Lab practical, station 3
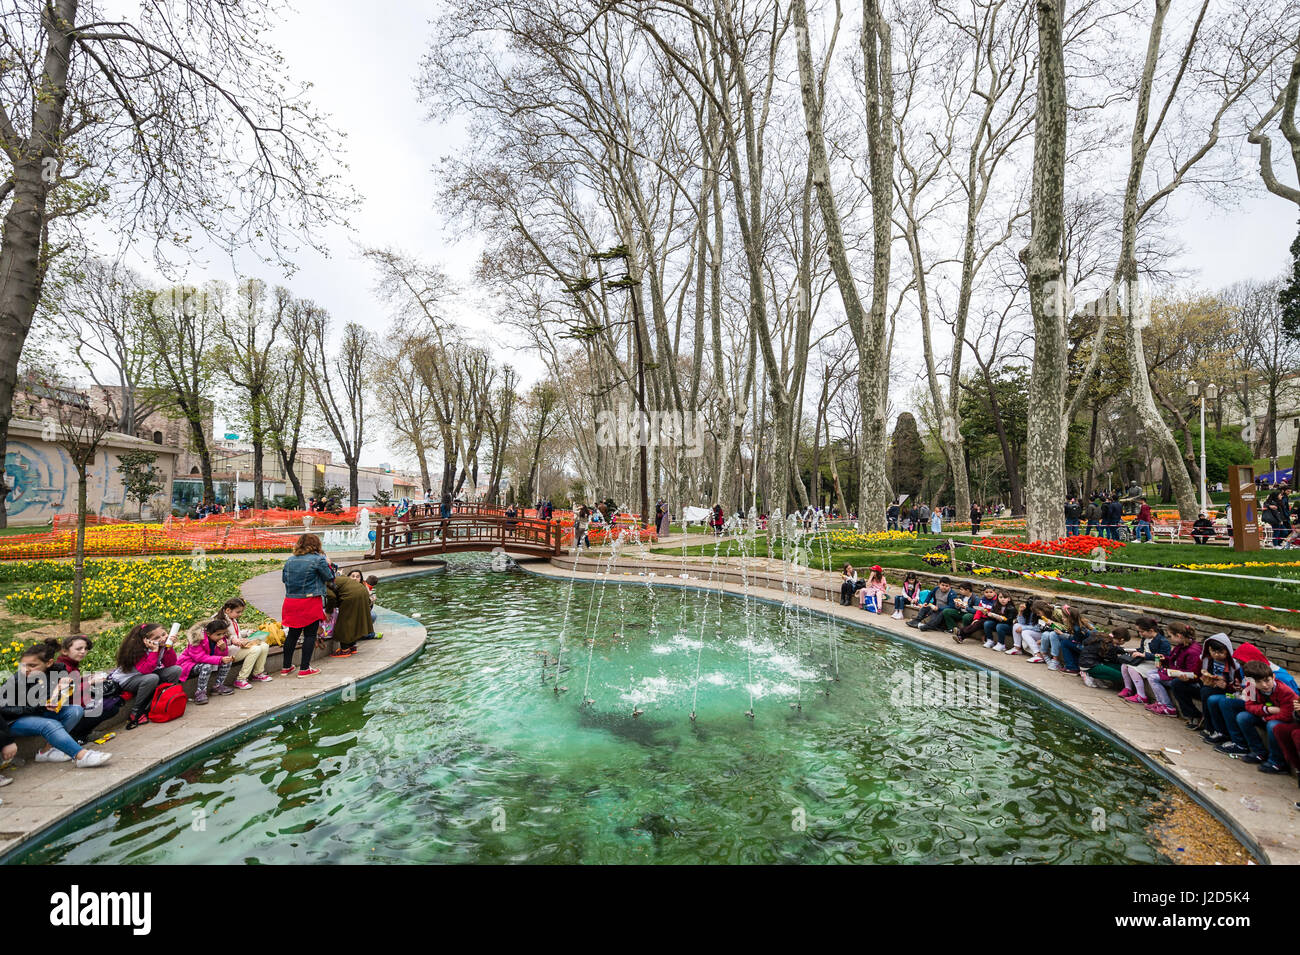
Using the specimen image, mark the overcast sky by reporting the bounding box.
[86,1,1300,473]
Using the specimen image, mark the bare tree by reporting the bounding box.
[140,284,220,504]
[46,257,159,435]
[1022,0,1069,541]
[296,308,369,507]
[0,0,352,526]
[213,279,286,508]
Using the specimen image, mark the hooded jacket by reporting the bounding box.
[1200,633,1241,691]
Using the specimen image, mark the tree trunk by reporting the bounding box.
[72,468,87,633]
[279,447,305,508]
[1023,0,1069,541]
[0,0,77,529]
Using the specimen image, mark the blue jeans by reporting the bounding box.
[9,705,85,758]
[1206,694,1245,737]
[983,620,1011,644]
[1233,710,1284,761]
[1134,520,1151,542]
[1058,636,1082,671]
[1065,521,1080,536]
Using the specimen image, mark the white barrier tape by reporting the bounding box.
[959,541,1300,588]
[967,560,1300,615]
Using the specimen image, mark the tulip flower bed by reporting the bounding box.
[971,535,1126,557]
[0,558,279,673]
[0,522,296,560]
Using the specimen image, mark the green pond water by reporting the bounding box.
[19,554,1182,864]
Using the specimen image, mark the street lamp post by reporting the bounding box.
[1186,380,1218,514]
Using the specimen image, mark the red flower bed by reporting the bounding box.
[972,535,1125,557]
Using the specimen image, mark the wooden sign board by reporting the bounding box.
[1229,464,1260,551]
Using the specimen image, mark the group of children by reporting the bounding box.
[858,568,1300,804]
[0,571,382,801]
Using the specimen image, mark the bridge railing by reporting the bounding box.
[371,512,562,559]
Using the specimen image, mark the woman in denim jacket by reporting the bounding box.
[280,533,335,677]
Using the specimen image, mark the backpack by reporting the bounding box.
[148,681,187,723]
[263,621,285,646]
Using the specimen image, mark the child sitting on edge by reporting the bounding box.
[980,590,1017,652]
[891,573,920,620]
[179,619,236,705]
[1015,601,1050,661]
[859,566,888,613]
[1146,624,1201,718]
[1080,628,1130,689]
[839,564,862,606]
[1116,617,1172,705]
[1237,660,1296,772]
[217,597,272,689]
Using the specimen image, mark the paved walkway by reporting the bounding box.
[0,562,426,862]
[531,549,1300,865]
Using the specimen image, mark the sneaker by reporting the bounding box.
[1118,688,1136,700]
[1202,731,1226,744]
[1028,655,1045,664]
[1240,753,1265,764]
[1046,660,1060,671]
[75,751,112,768]
[35,748,72,763]
[1081,672,1099,688]
[1259,761,1289,774]
[1061,668,1080,675]
[233,679,252,690]
[0,774,12,788]
[905,620,920,629]
[1005,647,1022,655]
[993,644,1006,652]
[192,690,209,705]
[298,667,320,677]
[1124,694,1149,705]
[280,667,297,676]
[373,632,383,640]
[330,647,352,658]
[983,639,995,649]
[125,713,150,730]
[1216,741,1249,755]
[891,611,902,620]
[251,673,272,683]
[213,684,235,696]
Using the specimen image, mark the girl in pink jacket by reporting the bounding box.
[179,620,235,705]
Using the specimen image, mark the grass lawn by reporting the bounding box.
[0,557,280,672]
[652,533,1300,628]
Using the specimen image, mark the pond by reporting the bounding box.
[19,555,1187,864]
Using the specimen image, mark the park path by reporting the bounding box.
[0,558,424,862]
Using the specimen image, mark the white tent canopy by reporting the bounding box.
[681,505,712,523]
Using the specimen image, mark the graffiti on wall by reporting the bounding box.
[4,441,117,523]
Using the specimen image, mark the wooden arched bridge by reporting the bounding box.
[369,505,564,561]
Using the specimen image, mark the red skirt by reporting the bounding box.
[282,596,326,628]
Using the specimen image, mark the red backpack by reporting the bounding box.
[148,681,187,723]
